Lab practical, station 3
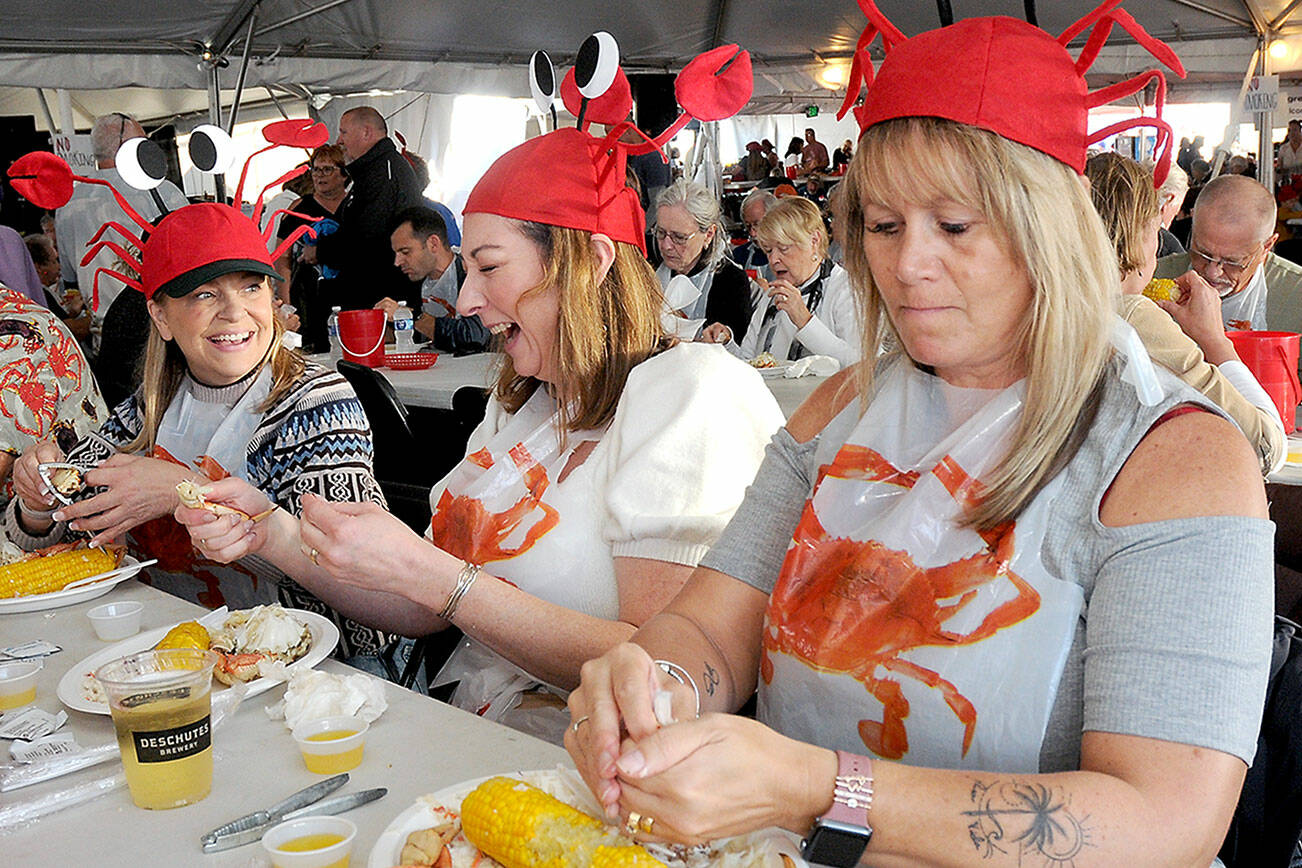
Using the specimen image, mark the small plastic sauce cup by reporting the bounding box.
[292,715,368,774]
[0,660,41,710]
[87,600,144,641]
[261,815,356,868]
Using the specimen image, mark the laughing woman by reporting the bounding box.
[7,203,391,670]
[176,122,785,742]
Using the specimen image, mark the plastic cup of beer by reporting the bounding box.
[292,715,368,774]
[0,660,41,710]
[94,648,218,809]
[262,815,357,868]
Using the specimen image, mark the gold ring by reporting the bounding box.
[624,812,641,837]
[570,715,590,734]
[639,814,655,834]
[308,547,320,566]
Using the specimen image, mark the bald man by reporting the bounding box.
[1157,173,1302,330]
[314,105,424,310]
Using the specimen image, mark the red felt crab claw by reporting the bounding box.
[262,118,330,149]
[675,44,753,122]
[560,66,633,129]
[7,151,75,209]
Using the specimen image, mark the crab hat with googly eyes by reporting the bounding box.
[837,0,1185,184]
[5,118,330,310]
[463,32,753,254]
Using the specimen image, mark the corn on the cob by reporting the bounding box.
[154,621,210,651]
[0,547,119,599]
[461,777,667,868]
[1143,277,1181,303]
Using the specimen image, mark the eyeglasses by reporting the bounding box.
[1188,241,1263,279]
[310,165,341,175]
[653,227,700,247]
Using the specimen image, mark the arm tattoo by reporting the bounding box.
[702,662,720,696]
[961,779,1094,866]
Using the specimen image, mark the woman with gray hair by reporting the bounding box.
[654,179,752,341]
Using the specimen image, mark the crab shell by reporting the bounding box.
[175,479,260,521]
[208,605,312,684]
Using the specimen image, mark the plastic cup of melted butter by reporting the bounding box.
[0,660,42,710]
[262,815,357,868]
[291,715,368,774]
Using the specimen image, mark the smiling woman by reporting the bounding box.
[6,202,394,674]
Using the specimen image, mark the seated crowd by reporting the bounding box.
[0,6,1293,861]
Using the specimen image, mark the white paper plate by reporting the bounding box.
[756,362,794,379]
[56,607,339,715]
[0,556,144,615]
[366,767,805,868]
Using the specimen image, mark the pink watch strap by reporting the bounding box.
[823,750,874,827]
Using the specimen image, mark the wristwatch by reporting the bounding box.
[801,750,874,867]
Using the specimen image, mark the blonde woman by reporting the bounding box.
[566,9,1270,866]
[176,125,784,742]
[704,196,859,367]
[9,203,390,669]
[1087,152,1285,473]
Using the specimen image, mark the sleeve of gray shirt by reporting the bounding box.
[699,427,819,593]
[1083,515,1274,765]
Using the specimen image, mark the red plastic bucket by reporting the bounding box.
[1226,330,1300,434]
[338,309,386,368]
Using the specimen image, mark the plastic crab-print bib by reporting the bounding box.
[153,368,272,482]
[758,358,1083,773]
[428,388,614,726]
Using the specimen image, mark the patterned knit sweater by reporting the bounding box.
[4,361,392,660]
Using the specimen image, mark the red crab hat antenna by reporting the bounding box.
[465,33,753,255]
[835,0,1186,185]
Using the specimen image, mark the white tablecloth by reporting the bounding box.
[2,581,567,866]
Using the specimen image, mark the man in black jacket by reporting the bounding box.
[313,106,423,310]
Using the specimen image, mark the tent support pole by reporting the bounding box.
[34,88,58,135]
[208,65,227,202]
[255,0,357,38]
[227,9,258,134]
[1259,36,1275,191]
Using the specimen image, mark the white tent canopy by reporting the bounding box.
[5,1,1302,209]
[3,1,1302,111]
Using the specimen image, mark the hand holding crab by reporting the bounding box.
[13,439,64,514]
[174,476,273,562]
[53,454,192,546]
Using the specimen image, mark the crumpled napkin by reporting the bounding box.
[263,665,387,731]
[784,354,840,378]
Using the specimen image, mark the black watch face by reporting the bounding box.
[802,821,872,867]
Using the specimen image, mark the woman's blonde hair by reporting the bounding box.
[757,196,829,259]
[837,117,1117,531]
[1085,152,1159,276]
[494,222,673,433]
[125,276,304,454]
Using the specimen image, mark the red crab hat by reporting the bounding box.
[464,33,753,253]
[837,0,1185,183]
[6,118,329,309]
[143,203,281,299]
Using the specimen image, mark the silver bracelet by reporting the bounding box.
[438,561,481,621]
[653,659,701,720]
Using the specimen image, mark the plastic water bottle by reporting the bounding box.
[393,301,415,352]
[327,306,343,363]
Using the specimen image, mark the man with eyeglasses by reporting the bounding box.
[1157,173,1302,331]
[53,112,187,364]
